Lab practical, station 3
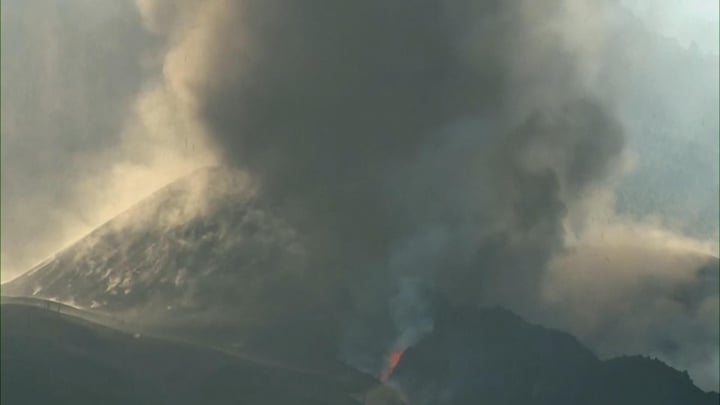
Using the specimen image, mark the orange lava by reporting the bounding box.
[381,351,404,382]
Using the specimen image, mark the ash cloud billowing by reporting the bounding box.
[4,0,716,391]
[137,0,625,366]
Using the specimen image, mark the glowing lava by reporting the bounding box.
[381,351,404,382]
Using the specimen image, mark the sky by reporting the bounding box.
[622,0,719,55]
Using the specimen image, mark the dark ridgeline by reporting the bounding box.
[1,303,375,405]
[390,304,719,405]
[3,300,717,405]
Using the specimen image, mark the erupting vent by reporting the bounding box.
[381,351,404,382]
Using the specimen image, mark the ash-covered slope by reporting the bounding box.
[3,167,354,371]
[391,304,719,405]
[3,167,314,318]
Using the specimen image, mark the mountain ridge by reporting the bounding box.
[391,304,719,404]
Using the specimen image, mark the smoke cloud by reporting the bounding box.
[543,240,718,389]
[134,0,628,366]
[133,0,717,387]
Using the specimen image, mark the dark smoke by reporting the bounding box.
[141,0,624,372]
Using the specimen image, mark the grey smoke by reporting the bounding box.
[388,228,449,350]
[542,244,719,390]
[138,0,625,365]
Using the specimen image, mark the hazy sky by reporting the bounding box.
[1,0,209,281]
[622,0,719,54]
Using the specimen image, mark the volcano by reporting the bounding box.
[2,167,352,371]
[3,168,718,403]
[3,167,302,315]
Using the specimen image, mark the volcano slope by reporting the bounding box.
[389,304,719,405]
[2,167,352,370]
[2,167,308,316]
[3,168,718,403]
[1,302,377,405]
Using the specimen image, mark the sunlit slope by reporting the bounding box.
[3,167,311,317]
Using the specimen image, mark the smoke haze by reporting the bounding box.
[2,0,718,391]
[132,0,627,374]
[1,0,217,280]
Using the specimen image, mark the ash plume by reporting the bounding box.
[137,0,626,367]
[3,0,715,390]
